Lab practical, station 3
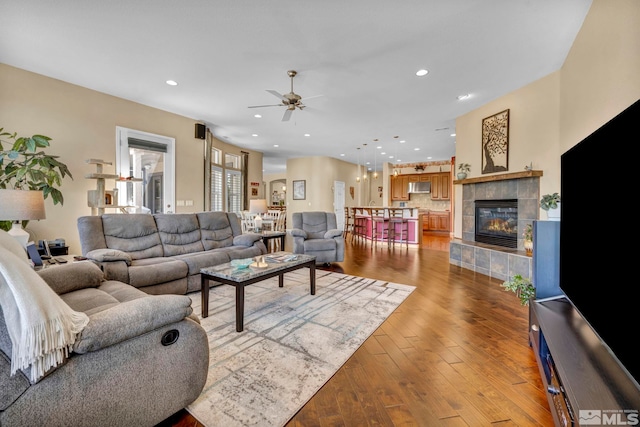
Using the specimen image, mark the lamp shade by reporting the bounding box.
[0,189,47,221]
[249,199,268,214]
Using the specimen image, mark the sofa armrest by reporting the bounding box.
[73,295,193,353]
[290,228,307,239]
[233,233,263,247]
[37,261,104,295]
[85,248,132,265]
[324,229,343,239]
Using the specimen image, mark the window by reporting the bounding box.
[226,169,241,215]
[206,143,245,213]
[210,165,223,211]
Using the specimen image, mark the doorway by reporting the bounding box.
[116,127,175,213]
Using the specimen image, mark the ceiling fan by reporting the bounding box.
[248,70,320,121]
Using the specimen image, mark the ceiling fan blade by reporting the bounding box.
[302,94,323,101]
[282,109,293,121]
[266,90,286,101]
[248,104,283,108]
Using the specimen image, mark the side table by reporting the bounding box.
[261,231,286,253]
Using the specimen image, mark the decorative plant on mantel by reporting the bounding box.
[457,163,471,180]
[501,274,535,306]
[0,128,73,231]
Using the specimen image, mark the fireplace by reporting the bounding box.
[475,199,518,248]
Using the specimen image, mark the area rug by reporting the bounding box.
[186,269,415,427]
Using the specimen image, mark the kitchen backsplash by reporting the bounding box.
[391,193,450,211]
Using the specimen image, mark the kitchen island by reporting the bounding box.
[351,207,422,246]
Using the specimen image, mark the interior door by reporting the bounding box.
[334,181,345,231]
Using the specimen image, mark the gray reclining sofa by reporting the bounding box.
[77,211,267,295]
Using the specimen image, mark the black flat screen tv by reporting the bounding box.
[560,98,640,388]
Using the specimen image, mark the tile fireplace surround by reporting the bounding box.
[449,171,541,281]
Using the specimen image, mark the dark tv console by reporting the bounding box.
[529,299,640,426]
[530,221,640,426]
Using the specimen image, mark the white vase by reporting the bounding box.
[546,203,560,221]
[524,239,533,256]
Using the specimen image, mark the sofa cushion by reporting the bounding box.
[102,214,164,259]
[154,214,205,256]
[196,212,236,250]
[128,258,189,288]
[60,288,120,316]
[298,212,330,239]
[304,239,336,252]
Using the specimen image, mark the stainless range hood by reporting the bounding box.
[408,181,431,193]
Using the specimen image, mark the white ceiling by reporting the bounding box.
[1,0,592,175]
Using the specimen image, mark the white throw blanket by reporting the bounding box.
[0,246,89,382]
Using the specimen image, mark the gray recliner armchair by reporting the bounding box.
[291,211,345,264]
[0,230,209,427]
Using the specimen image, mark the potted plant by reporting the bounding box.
[0,128,73,231]
[540,192,561,221]
[501,274,535,306]
[523,223,533,256]
[457,163,471,180]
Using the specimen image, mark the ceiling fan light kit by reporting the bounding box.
[248,70,320,122]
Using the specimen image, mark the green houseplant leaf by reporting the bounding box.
[501,274,535,306]
[0,127,73,231]
[540,193,561,211]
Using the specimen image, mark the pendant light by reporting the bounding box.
[393,136,399,176]
[356,147,361,183]
[373,139,378,179]
[362,143,368,181]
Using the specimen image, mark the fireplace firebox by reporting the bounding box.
[475,199,518,248]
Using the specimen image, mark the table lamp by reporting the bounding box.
[0,189,46,248]
[249,199,268,231]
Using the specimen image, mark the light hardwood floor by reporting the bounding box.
[159,232,553,427]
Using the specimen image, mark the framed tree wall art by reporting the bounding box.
[481,109,510,174]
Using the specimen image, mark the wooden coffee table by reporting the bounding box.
[200,252,316,332]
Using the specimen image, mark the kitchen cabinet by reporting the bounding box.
[391,172,450,201]
[430,172,450,200]
[391,175,409,201]
[422,211,450,232]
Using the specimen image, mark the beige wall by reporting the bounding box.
[452,0,640,238]
[0,64,263,253]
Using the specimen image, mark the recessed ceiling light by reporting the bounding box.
[166,80,178,86]
[273,144,279,147]
[400,140,406,143]
[304,133,310,137]
[389,155,394,159]
[457,94,471,100]
[414,148,420,151]
[416,69,429,77]
[251,134,258,137]
[450,133,456,137]
[254,114,262,118]
[381,152,386,155]
[340,153,345,156]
